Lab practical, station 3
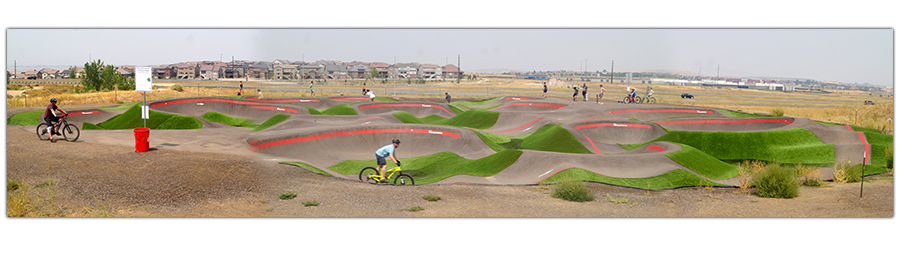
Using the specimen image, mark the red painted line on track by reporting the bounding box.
[655,119,792,125]
[358,103,456,116]
[858,131,871,164]
[249,106,299,113]
[331,97,369,100]
[582,134,601,154]
[67,111,100,115]
[607,109,713,114]
[495,116,544,133]
[504,97,538,100]
[573,123,652,129]
[846,125,853,131]
[488,103,566,111]
[256,99,319,103]
[150,98,259,108]
[250,128,461,151]
[647,145,665,152]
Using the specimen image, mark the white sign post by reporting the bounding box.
[135,67,152,127]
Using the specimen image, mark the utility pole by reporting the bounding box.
[457,54,461,83]
[610,60,614,84]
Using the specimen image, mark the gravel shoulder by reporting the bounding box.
[5,124,893,217]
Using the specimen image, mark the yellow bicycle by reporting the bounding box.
[359,166,415,185]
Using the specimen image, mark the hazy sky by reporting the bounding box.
[6,29,893,86]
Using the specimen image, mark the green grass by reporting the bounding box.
[374,96,398,102]
[6,110,44,125]
[301,103,358,115]
[423,195,442,202]
[621,128,835,165]
[720,109,769,118]
[99,101,140,110]
[82,104,203,130]
[392,109,499,129]
[303,201,319,206]
[279,192,297,200]
[665,144,741,180]
[815,120,843,126]
[471,124,592,154]
[540,168,729,189]
[202,111,257,128]
[329,150,523,184]
[281,162,333,176]
[253,114,291,132]
[403,206,425,212]
[449,97,501,106]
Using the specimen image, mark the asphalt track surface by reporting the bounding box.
[29,95,872,186]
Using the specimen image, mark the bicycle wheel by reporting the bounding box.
[622,96,629,104]
[36,123,51,140]
[649,97,658,104]
[62,124,80,142]
[635,96,644,104]
[393,174,414,185]
[359,167,379,184]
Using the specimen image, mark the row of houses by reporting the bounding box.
[11,67,86,79]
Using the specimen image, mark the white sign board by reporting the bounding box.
[141,106,150,120]
[136,66,152,92]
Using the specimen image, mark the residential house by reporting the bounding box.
[247,64,269,79]
[153,65,176,79]
[442,64,462,79]
[116,65,135,78]
[60,69,71,79]
[299,64,325,79]
[393,63,420,79]
[419,64,442,79]
[175,63,199,79]
[73,67,85,79]
[22,69,39,79]
[325,64,349,79]
[347,64,370,79]
[221,63,246,79]
[39,68,59,79]
[370,62,392,79]
[274,65,298,80]
[199,64,219,79]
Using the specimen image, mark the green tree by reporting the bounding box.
[68,66,76,79]
[82,60,105,91]
[81,59,132,92]
[369,67,379,81]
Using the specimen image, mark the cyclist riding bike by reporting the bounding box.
[43,98,68,143]
[375,139,401,182]
[647,87,654,104]
[629,89,637,103]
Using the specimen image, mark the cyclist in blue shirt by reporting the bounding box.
[375,139,401,181]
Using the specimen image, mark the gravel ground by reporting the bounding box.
[5,124,893,217]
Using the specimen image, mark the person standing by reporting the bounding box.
[445,92,451,103]
[257,89,263,99]
[581,83,588,101]
[309,81,315,97]
[239,81,244,95]
[362,82,366,95]
[542,82,548,98]
[597,85,606,104]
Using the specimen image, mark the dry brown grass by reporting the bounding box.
[736,160,767,193]
[832,160,861,183]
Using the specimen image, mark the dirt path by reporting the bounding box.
[5,125,893,217]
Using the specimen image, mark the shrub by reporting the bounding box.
[423,195,441,202]
[551,179,594,202]
[279,192,297,200]
[172,84,184,92]
[770,108,784,117]
[833,160,862,183]
[753,164,799,198]
[795,164,825,187]
[303,201,319,207]
[886,146,893,170]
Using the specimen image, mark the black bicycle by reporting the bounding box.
[36,113,80,142]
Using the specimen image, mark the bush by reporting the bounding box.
[172,84,184,92]
[423,195,441,202]
[303,200,319,206]
[551,179,594,202]
[833,160,862,183]
[770,108,784,117]
[753,164,799,198]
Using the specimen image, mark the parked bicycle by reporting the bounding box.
[359,166,414,185]
[36,113,80,142]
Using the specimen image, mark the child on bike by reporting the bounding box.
[43,98,68,143]
[375,139,401,182]
[647,87,654,104]
[630,89,637,103]
[572,85,579,101]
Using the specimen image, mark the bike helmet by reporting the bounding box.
[392,138,401,144]
[50,98,57,102]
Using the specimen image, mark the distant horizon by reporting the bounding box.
[7,29,893,87]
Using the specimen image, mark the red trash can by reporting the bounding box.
[134,128,150,152]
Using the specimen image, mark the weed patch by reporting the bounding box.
[550,179,594,202]
[279,192,298,200]
[423,195,442,202]
[403,206,425,212]
[303,201,319,207]
[753,164,800,198]
[606,193,628,204]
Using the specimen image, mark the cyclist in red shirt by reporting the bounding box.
[42,98,68,143]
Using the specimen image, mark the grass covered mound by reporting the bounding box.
[7,110,44,125]
[83,104,202,130]
[99,101,140,110]
[253,114,290,132]
[302,103,358,115]
[665,144,741,180]
[202,111,257,128]
[329,150,523,184]
[449,97,501,106]
[472,124,592,154]
[859,131,893,174]
[540,168,728,189]
[281,162,332,176]
[392,109,499,129]
[621,128,835,164]
[720,109,769,118]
